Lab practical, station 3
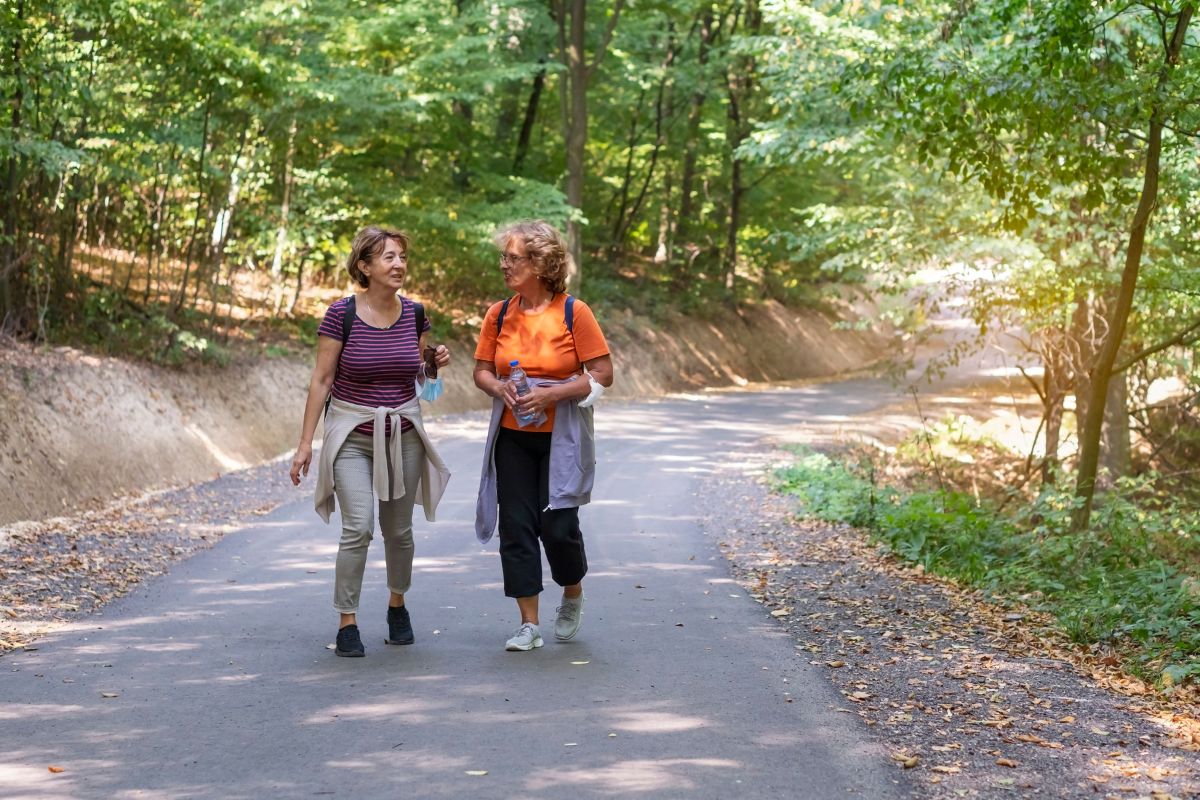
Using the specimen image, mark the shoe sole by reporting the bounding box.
[335,649,365,658]
[505,637,544,651]
[555,628,580,641]
[384,637,414,646]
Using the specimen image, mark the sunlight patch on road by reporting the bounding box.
[0,704,90,721]
[525,758,740,793]
[304,699,449,726]
[609,711,709,733]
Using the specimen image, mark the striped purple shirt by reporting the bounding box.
[318,296,431,437]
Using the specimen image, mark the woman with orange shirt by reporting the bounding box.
[473,220,614,651]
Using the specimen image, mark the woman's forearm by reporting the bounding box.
[298,375,334,446]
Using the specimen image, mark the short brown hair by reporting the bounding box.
[346,226,410,288]
[493,220,571,295]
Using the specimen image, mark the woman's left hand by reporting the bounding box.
[434,344,450,367]
[514,384,552,419]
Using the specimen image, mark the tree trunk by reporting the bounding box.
[555,0,625,293]
[562,0,588,290]
[176,93,212,314]
[676,7,715,263]
[655,169,673,264]
[1100,371,1131,486]
[613,25,673,256]
[209,120,253,333]
[270,114,297,315]
[722,0,760,303]
[1,0,26,333]
[1039,339,1070,486]
[512,61,546,175]
[1072,4,1194,531]
[289,249,310,316]
[608,89,644,254]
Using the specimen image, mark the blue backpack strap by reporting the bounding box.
[495,294,575,335]
[496,296,514,334]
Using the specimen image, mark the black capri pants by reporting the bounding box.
[495,427,588,598]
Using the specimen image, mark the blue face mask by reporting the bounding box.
[417,375,444,403]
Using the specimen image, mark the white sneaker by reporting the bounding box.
[505,622,544,651]
[554,594,585,641]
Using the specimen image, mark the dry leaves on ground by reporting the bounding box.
[698,450,1200,800]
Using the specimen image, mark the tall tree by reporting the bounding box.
[551,0,625,290]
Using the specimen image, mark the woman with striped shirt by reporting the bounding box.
[289,226,451,658]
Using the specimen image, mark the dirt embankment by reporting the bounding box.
[0,299,885,526]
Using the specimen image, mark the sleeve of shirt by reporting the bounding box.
[571,300,610,363]
[474,301,504,363]
[318,299,347,340]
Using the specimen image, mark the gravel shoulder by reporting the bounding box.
[697,445,1200,799]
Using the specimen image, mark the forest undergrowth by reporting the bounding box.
[772,415,1200,701]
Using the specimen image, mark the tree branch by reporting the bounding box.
[587,0,626,77]
[1092,2,1140,31]
[1113,316,1200,374]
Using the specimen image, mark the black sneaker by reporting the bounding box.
[386,605,415,645]
[335,624,365,657]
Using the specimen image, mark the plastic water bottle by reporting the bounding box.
[509,360,540,426]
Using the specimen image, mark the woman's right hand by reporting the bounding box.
[290,443,313,486]
[496,378,519,411]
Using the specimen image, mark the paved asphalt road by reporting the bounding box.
[1,379,924,800]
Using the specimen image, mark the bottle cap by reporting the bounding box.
[510,360,519,366]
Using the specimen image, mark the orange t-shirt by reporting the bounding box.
[475,294,610,432]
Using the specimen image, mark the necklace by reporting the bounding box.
[362,294,398,326]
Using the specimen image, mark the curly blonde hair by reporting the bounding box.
[346,225,410,288]
[493,220,572,295]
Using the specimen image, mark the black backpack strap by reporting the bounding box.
[341,295,356,344]
[564,295,575,333]
[326,296,356,418]
[412,300,425,339]
[496,296,514,335]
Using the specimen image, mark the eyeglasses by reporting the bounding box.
[499,254,531,268]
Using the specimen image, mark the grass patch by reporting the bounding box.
[774,447,1200,690]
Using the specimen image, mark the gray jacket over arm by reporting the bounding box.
[474,375,595,544]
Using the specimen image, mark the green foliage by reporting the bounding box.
[773,446,1200,688]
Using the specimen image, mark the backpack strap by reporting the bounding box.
[341,295,356,344]
[413,300,426,340]
[496,296,514,335]
[328,296,356,418]
[496,294,575,335]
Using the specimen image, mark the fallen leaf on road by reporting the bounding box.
[770,609,789,617]
[100,692,119,698]
[995,758,1019,768]
[465,770,488,776]
[563,743,577,747]
[570,660,590,665]
[931,765,961,774]
[47,766,64,774]
[826,660,846,668]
